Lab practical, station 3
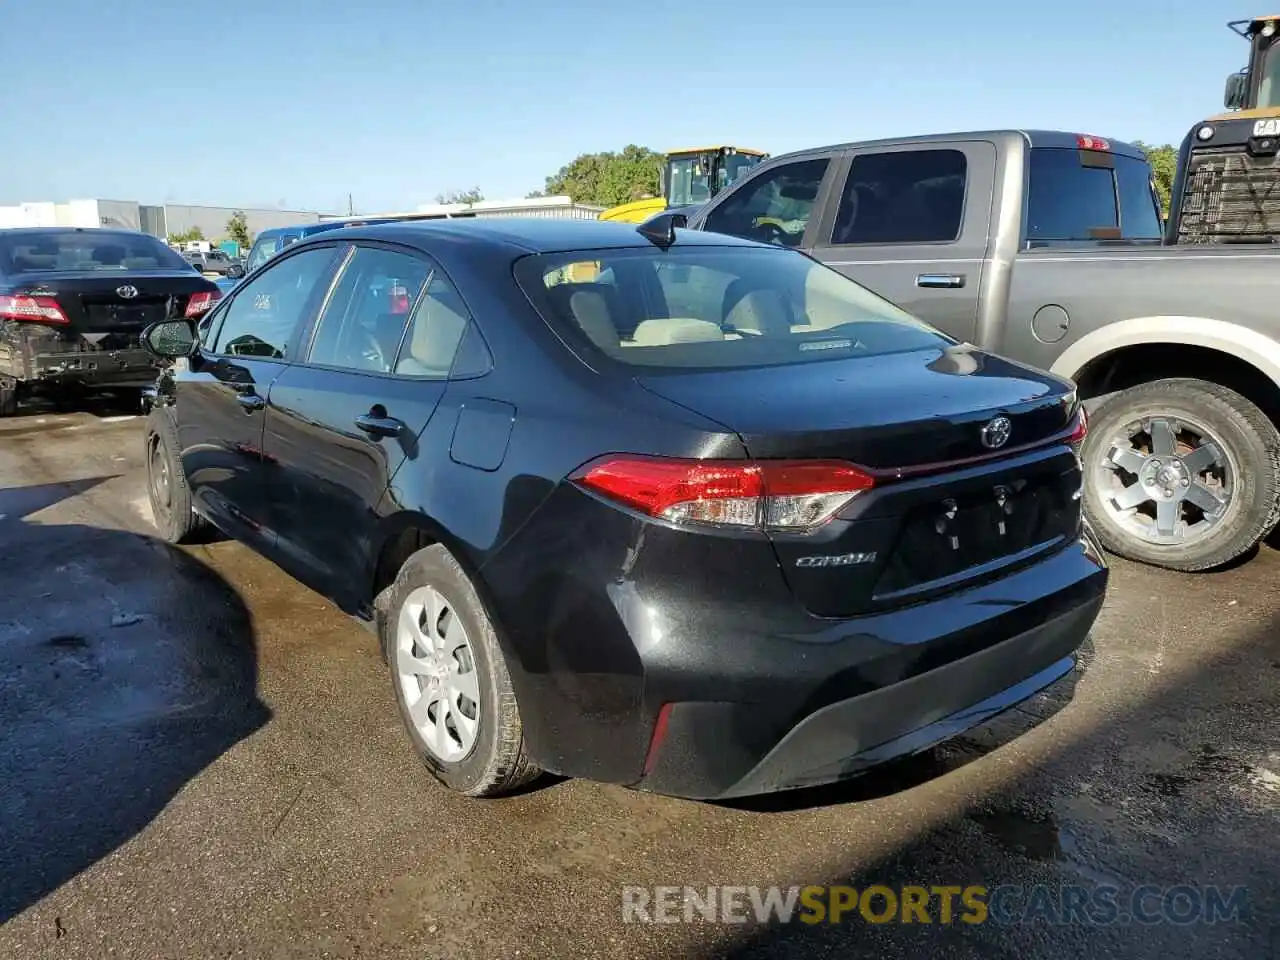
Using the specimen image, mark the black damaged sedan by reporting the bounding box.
[140,216,1107,800]
[0,227,221,415]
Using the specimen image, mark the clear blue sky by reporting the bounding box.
[0,0,1254,213]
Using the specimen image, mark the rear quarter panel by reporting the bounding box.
[1002,247,1280,386]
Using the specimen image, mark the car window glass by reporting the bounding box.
[308,246,431,374]
[1115,154,1164,240]
[1026,148,1120,243]
[832,149,967,244]
[701,158,829,248]
[211,247,334,359]
[518,246,950,371]
[394,268,472,378]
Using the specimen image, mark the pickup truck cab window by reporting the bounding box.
[701,158,830,248]
[210,247,335,359]
[831,149,967,245]
[1026,149,1163,244]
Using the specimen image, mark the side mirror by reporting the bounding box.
[227,263,245,279]
[142,318,198,359]
[1225,71,1247,110]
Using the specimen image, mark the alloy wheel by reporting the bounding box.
[395,585,481,761]
[1093,415,1233,546]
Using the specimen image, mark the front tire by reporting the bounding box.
[1081,378,1280,571]
[381,544,540,797]
[145,410,206,544]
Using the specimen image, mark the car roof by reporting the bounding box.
[0,226,160,240]
[298,217,767,255]
[767,129,1149,163]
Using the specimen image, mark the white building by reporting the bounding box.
[406,196,604,220]
[0,198,329,242]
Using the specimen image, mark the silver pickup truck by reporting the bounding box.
[684,129,1280,573]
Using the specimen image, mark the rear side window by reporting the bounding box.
[517,246,951,371]
[831,149,967,244]
[701,158,830,247]
[1026,148,1162,244]
[307,246,432,374]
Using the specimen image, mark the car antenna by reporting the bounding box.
[636,212,688,249]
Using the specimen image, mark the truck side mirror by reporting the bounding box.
[1224,71,1247,110]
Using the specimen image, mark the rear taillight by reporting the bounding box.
[0,294,69,325]
[1068,406,1088,445]
[573,456,875,532]
[185,290,222,317]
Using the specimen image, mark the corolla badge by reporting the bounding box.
[116,284,139,299]
[980,415,1012,449]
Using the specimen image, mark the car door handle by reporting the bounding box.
[354,414,405,438]
[236,393,265,412]
[916,273,966,289]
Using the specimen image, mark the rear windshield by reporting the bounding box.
[1025,148,1163,245]
[0,230,192,274]
[515,245,952,370]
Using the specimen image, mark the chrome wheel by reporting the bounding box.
[1094,415,1233,546]
[395,585,481,762]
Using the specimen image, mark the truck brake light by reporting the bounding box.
[1076,135,1111,152]
[0,294,69,325]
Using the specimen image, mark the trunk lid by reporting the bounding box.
[635,345,1076,469]
[9,270,219,350]
[636,345,1083,617]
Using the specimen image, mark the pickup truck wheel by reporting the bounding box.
[1081,378,1280,571]
[145,411,207,543]
[382,544,541,797]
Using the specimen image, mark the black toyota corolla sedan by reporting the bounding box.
[0,227,221,415]
[139,216,1106,800]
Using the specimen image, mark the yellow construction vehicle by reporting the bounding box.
[597,146,768,223]
[1167,15,1280,243]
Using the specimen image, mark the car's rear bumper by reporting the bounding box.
[12,347,160,388]
[491,512,1107,799]
[633,534,1106,799]
[640,594,1096,799]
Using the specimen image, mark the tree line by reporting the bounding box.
[451,141,1182,215]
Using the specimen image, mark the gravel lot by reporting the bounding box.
[1,400,1276,959]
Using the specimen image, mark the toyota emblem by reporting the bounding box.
[116,284,139,299]
[980,415,1012,449]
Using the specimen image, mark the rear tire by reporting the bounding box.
[1081,378,1280,571]
[381,544,540,797]
[145,410,207,544]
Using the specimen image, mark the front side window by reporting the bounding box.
[831,149,967,244]
[701,158,830,248]
[516,245,950,371]
[211,247,335,359]
[307,246,431,374]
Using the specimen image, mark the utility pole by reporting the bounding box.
[347,193,354,216]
